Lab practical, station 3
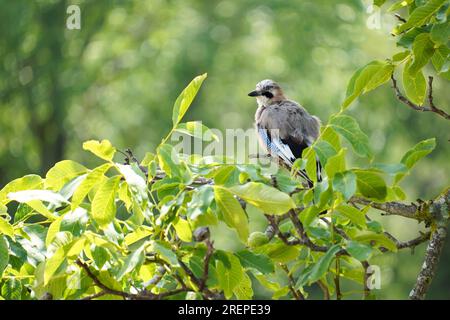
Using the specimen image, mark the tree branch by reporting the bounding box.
[76,259,189,300]
[391,75,450,120]
[409,226,448,300]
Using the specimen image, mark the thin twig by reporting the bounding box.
[280,264,304,300]
[199,238,214,291]
[317,280,330,300]
[80,291,107,300]
[394,14,407,23]
[391,75,450,120]
[76,259,133,299]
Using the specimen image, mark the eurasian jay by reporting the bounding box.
[248,79,322,184]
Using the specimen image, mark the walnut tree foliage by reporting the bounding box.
[0,0,449,300]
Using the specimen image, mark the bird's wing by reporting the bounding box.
[256,126,294,165]
[258,100,320,162]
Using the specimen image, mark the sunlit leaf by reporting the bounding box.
[395,0,447,33]
[0,218,14,238]
[0,175,43,205]
[82,139,116,161]
[335,204,367,227]
[0,235,9,277]
[214,186,249,242]
[216,252,244,299]
[91,176,121,227]
[228,182,295,215]
[175,121,218,141]
[172,73,207,126]
[45,160,87,191]
[71,163,112,210]
[353,232,398,252]
[1,278,22,300]
[342,60,394,109]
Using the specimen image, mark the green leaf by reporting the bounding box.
[115,163,149,205]
[259,242,300,263]
[1,278,22,300]
[397,28,427,49]
[342,60,394,109]
[325,149,346,179]
[152,240,179,265]
[395,0,447,33]
[0,218,14,238]
[45,160,88,191]
[302,147,317,183]
[431,21,450,45]
[346,240,374,261]
[372,163,408,175]
[431,46,450,73]
[172,73,207,126]
[395,138,436,183]
[45,216,63,247]
[313,140,337,166]
[7,190,68,207]
[299,206,320,228]
[387,0,413,12]
[157,144,182,178]
[307,244,341,284]
[216,253,244,299]
[409,33,435,74]
[173,217,192,242]
[116,245,145,280]
[335,204,367,227]
[186,185,215,221]
[353,232,398,252]
[91,176,121,227]
[403,59,427,105]
[233,272,253,300]
[175,121,218,141]
[353,169,387,200]
[321,126,341,151]
[44,246,66,285]
[235,250,274,274]
[228,182,296,215]
[26,200,57,221]
[373,0,386,7]
[0,235,9,276]
[333,171,357,201]
[400,138,436,169]
[214,186,249,242]
[82,139,116,161]
[0,175,43,205]
[392,50,411,63]
[71,163,112,209]
[330,115,372,158]
[92,246,111,269]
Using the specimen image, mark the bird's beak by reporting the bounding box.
[248,90,261,97]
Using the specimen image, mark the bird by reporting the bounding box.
[248,79,322,185]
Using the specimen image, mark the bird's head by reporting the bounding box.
[248,79,286,107]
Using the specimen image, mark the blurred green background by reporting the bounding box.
[0,0,448,299]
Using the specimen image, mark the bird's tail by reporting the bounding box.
[293,159,322,188]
